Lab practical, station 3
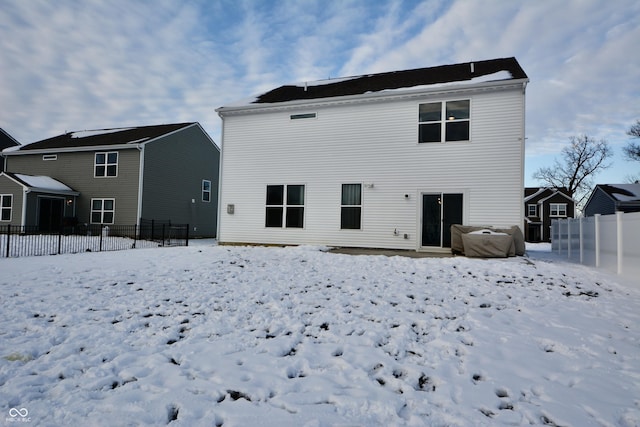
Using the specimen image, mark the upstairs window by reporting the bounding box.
[419,100,470,143]
[341,184,362,229]
[265,185,305,228]
[202,180,211,202]
[527,204,537,217]
[1,195,12,221]
[550,203,567,217]
[95,152,118,177]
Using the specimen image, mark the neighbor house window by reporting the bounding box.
[550,203,567,217]
[527,204,537,217]
[0,195,12,221]
[419,100,470,143]
[91,198,115,224]
[95,152,118,177]
[265,185,305,228]
[290,113,317,120]
[341,184,362,229]
[43,154,57,161]
[202,180,211,202]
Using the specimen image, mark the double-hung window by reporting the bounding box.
[527,204,537,217]
[341,184,362,229]
[265,185,305,228]
[202,180,211,202]
[550,203,567,217]
[95,152,118,177]
[419,100,470,143]
[91,198,115,224]
[0,195,12,221]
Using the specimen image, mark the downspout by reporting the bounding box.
[136,145,145,227]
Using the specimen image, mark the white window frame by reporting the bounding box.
[43,154,57,161]
[549,203,567,217]
[340,184,362,230]
[418,99,470,143]
[91,198,115,224]
[94,152,118,178]
[527,204,537,217]
[202,179,211,202]
[1,194,12,222]
[265,184,305,228]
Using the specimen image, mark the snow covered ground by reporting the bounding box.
[1,242,639,426]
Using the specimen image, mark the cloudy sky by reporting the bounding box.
[1,0,639,185]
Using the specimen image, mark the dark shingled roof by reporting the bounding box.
[253,57,527,104]
[16,123,195,151]
[0,128,20,150]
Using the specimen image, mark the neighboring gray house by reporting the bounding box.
[0,123,220,237]
[0,128,20,172]
[583,183,640,216]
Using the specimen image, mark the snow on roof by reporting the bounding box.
[14,173,76,192]
[599,183,640,202]
[218,57,527,111]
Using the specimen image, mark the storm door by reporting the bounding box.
[421,193,463,248]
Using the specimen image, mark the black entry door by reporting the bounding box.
[421,193,463,247]
[39,198,63,232]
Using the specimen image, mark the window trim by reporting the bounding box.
[527,204,537,217]
[265,184,305,228]
[340,183,362,230]
[549,203,567,217]
[0,194,12,222]
[43,154,58,161]
[90,198,115,224]
[202,179,212,202]
[94,151,119,178]
[418,99,470,143]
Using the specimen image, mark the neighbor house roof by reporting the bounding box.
[0,128,20,150]
[218,57,528,111]
[524,187,574,203]
[595,184,640,203]
[3,123,196,154]
[1,172,79,196]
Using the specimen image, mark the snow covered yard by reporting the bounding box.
[1,243,639,426]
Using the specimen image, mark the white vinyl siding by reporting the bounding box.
[219,84,525,249]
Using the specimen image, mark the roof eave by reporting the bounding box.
[217,78,529,117]
[3,143,143,156]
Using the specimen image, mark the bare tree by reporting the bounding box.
[623,120,640,162]
[533,135,612,206]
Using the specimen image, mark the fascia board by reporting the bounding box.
[217,78,529,117]
[3,144,142,156]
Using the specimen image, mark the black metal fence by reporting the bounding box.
[1,221,189,258]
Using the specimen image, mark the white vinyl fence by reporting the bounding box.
[551,211,640,285]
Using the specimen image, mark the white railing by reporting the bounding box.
[551,212,640,285]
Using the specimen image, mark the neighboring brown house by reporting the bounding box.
[583,183,640,216]
[524,187,576,242]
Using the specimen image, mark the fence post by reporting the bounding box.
[567,219,571,259]
[162,223,166,247]
[185,224,189,247]
[616,211,624,275]
[99,225,104,252]
[133,224,137,249]
[594,214,600,268]
[58,230,62,255]
[5,225,10,258]
[579,217,584,265]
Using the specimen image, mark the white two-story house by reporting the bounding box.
[216,57,528,251]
